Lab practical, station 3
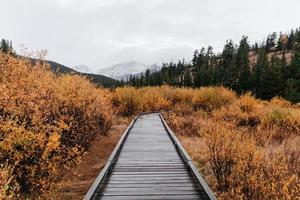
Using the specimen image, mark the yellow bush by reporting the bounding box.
[239,92,258,112]
[163,87,195,105]
[0,53,112,196]
[263,107,291,125]
[164,91,299,199]
[113,87,140,116]
[139,87,171,112]
[271,96,292,108]
[192,87,236,112]
[204,125,300,200]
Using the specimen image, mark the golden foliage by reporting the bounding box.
[192,87,236,112]
[160,87,300,200]
[113,87,140,116]
[113,86,236,115]
[0,53,113,197]
[113,86,172,116]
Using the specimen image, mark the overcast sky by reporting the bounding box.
[1,0,299,72]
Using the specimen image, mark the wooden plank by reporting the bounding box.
[99,195,203,200]
[101,183,198,188]
[84,113,216,200]
[101,190,202,196]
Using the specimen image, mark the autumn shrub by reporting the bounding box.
[163,90,300,199]
[239,93,258,112]
[263,107,291,125]
[192,87,236,112]
[0,53,112,197]
[204,125,245,192]
[113,87,140,116]
[163,87,195,105]
[260,107,299,143]
[270,96,292,108]
[172,116,300,200]
[139,87,171,112]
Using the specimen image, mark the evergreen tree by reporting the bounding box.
[221,40,237,88]
[266,32,277,51]
[259,56,285,99]
[289,44,300,79]
[0,39,12,53]
[285,79,300,103]
[183,71,192,87]
[236,36,251,93]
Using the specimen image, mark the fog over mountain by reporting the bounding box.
[74,65,92,73]
[98,61,161,80]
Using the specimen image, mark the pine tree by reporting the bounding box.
[0,39,9,53]
[285,79,300,103]
[183,71,192,87]
[266,32,277,51]
[289,44,300,79]
[236,36,251,93]
[259,56,285,99]
[221,40,237,88]
[254,49,268,98]
[192,50,199,66]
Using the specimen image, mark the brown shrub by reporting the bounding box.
[139,87,171,112]
[270,96,292,108]
[164,91,299,199]
[192,87,236,112]
[0,53,112,196]
[261,107,300,142]
[204,125,300,200]
[112,87,140,116]
[239,93,258,113]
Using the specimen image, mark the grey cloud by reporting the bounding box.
[1,0,299,72]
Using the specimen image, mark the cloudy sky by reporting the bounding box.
[1,0,299,72]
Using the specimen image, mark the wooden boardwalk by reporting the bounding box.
[84,113,216,200]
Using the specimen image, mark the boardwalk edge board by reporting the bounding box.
[84,115,140,200]
[84,112,217,200]
[159,113,217,200]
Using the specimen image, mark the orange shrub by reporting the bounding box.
[161,86,195,105]
[113,87,140,116]
[0,53,112,197]
[238,92,258,112]
[139,87,171,112]
[163,89,300,199]
[192,87,236,112]
[270,96,292,108]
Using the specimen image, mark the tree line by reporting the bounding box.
[127,28,300,103]
[0,39,14,54]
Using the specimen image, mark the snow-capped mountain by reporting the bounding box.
[98,61,161,81]
[74,65,92,73]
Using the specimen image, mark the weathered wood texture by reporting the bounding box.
[85,113,216,200]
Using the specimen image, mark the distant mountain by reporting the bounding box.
[98,61,161,81]
[74,65,92,73]
[29,58,119,88]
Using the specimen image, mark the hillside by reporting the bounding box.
[31,58,120,88]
